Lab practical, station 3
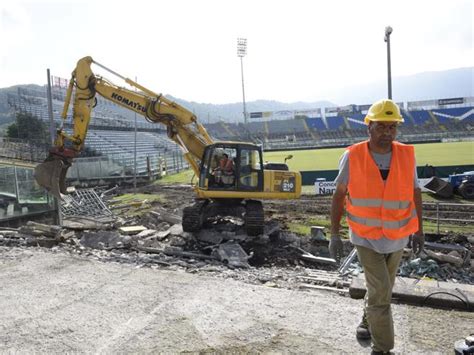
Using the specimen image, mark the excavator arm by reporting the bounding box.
[35,56,213,198]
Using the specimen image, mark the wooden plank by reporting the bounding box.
[350,275,473,312]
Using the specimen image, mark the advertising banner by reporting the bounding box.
[438,98,464,106]
[314,178,447,195]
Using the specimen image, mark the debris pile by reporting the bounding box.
[0,186,472,290]
[399,237,473,283]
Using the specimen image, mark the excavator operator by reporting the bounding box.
[212,153,235,186]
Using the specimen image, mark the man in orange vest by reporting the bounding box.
[213,153,235,185]
[329,99,424,355]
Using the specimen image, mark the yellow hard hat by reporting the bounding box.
[364,99,404,125]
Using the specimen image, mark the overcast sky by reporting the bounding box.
[1,0,472,104]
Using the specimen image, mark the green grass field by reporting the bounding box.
[264,141,474,171]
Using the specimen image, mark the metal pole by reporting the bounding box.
[134,76,137,192]
[46,69,62,226]
[436,202,440,236]
[240,57,247,124]
[387,36,392,99]
[46,69,55,144]
[237,38,248,124]
[384,26,393,99]
[13,166,19,201]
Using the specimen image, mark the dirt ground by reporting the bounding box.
[0,184,473,353]
[0,247,472,354]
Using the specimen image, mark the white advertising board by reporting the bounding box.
[314,178,447,195]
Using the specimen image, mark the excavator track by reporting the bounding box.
[245,200,264,236]
[182,200,208,233]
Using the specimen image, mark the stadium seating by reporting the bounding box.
[305,117,327,131]
[5,84,473,161]
[326,116,346,130]
[345,113,366,129]
[409,110,432,125]
[431,107,474,123]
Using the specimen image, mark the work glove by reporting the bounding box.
[411,232,425,255]
[329,235,344,261]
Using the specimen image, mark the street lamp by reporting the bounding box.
[384,26,393,99]
[237,37,248,124]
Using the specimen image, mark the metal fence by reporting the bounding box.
[423,202,474,234]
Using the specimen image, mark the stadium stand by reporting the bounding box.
[432,107,474,123]
[305,117,327,131]
[345,113,366,129]
[4,85,186,179]
[326,116,346,130]
[409,109,433,125]
[4,84,473,165]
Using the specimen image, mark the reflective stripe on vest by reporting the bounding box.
[348,197,411,209]
[347,208,417,229]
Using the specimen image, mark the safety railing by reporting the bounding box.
[422,202,474,234]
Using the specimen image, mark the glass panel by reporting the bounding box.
[199,148,212,188]
[0,165,52,219]
[239,148,261,189]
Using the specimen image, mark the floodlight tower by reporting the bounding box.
[237,38,248,124]
[384,26,393,99]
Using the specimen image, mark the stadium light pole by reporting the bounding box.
[133,76,137,192]
[384,26,393,99]
[237,38,248,124]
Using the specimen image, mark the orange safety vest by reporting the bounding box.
[346,140,419,240]
[219,158,233,172]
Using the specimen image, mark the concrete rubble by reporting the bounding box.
[0,187,472,312]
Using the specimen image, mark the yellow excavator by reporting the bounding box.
[35,56,301,235]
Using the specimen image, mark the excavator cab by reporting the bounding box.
[199,143,263,192]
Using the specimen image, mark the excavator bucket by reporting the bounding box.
[423,176,454,198]
[34,157,70,200]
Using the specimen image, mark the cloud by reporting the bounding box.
[0,3,32,85]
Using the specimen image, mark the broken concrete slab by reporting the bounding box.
[168,235,186,247]
[134,245,165,254]
[119,226,147,235]
[60,230,76,240]
[0,230,20,237]
[300,283,350,294]
[214,242,251,268]
[80,231,132,250]
[150,210,181,225]
[425,249,464,268]
[156,230,171,240]
[25,237,59,248]
[168,224,183,236]
[350,275,473,312]
[19,221,61,238]
[163,246,218,261]
[289,246,337,266]
[425,241,468,253]
[62,217,110,230]
[196,230,224,244]
[136,229,158,238]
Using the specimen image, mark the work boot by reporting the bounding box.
[356,313,371,340]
